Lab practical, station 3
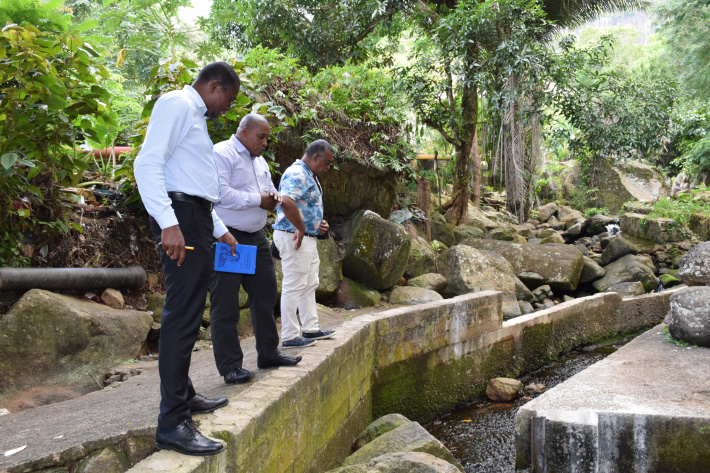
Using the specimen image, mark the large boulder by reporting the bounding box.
[582,214,616,237]
[537,203,558,222]
[666,286,710,347]
[327,452,462,473]
[406,273,448,293]
[593,254,658,293]
[389,286,443,305]
[406,237,437,279]
[342,421,464,471]
[446,202,498,230]
[677,241,710,286]
[342,210,412,290]
[619,213,686,243]
[431,213,456,247]
[316,236,341,299]
[461,239,584,292]
[452,225,485,244]
[355,413,411,449]
[438,246,521,318]
[579,256,606,284]
[600,237,638,266]
[0,289,152,395]
[563,157,670,213]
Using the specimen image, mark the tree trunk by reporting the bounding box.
[471,121,481,207]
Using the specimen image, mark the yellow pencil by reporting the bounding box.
[185,246,195,250]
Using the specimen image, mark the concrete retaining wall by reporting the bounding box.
[128,290,671,473]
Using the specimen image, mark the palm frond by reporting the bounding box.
[543,0,650,30]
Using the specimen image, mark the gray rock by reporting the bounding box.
[620,213,686,243]
[343,421,464,471]
[532,285,554,302]
[343,210,412,290]
[563,295,575,302]
[407,273,448,293]
[540,232,565,244]
[600,237,638,266]
[583,214,615,236]
[406,237,437,279]
[452,225,485,244]
[563,223,582,239]
[677,241,710,286]
[331,277,381,308]
[515,276,534,302]
[579,256,606,284]
[575,244,590,256]
[486,377,523,402]
[431,213,456,247]
[534,299,556,310]
[593,255,658,293]
[558,205,583,224]
[460,239,584,292]
[316,236,341,299]
[485,226,519,241]
[0,289,152,395]
[389,286,443,305]
[666,286,710,347]
[537,203,558,222]
[604,281,645,297]
[519,301,535,314]
[355,413,411,449]
[438,246,521,318]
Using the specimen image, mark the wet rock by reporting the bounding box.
[579,256,606,284]
[438,246,520,318]
[666,286,710,347]
[389,286,443,305]
[343,421,464,471]
[407,273,448,293]
[537,203,558,222]
[0,289,153,394]
[594,254,658,293]
[486,377,523,402]
[460,239,584,292]
[343,210,412,290]
[583,214,615,236]
[563,223,583,239]
[600,237,638,266]
[515,276,535,302]
[331,277,381,308]
[524,383,546,395]
[677,241,710,286]
[406,237,437,279]
[76,446,129,473]
[355,413,411,449]
[604,281,645,297]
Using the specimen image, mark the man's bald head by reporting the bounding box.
[236,113,271,157]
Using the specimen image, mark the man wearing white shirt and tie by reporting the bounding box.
[134,62,239,456]
[209,114,302,383]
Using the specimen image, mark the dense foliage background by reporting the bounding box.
[1,0,709,266]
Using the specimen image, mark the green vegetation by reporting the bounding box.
[584,208,610,218]
[662,326,693,347]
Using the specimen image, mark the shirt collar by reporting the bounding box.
[183,85,207,115]
[231,135,254,159]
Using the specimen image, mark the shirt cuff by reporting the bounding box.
[154,211,179,230]
[213,220,229,239]
[248,192,261,208]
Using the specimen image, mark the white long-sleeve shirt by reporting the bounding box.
[213,135,277,232]
[134,85,228,238]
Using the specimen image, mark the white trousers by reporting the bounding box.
[274,230,321,341]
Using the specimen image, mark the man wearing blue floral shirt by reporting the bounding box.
[272,139,336,348]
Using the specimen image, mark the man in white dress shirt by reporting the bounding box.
[134,62,239,456]
[210,114,302,382]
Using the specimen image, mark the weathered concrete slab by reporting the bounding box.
[515,325,710,473]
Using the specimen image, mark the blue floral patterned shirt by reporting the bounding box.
[273,159,323,235]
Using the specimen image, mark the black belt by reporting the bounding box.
[280,229,317,238]
[168,192,214,212]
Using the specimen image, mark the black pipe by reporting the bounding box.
[0,267,146,291]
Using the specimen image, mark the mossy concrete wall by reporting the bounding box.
[129,290,670,473]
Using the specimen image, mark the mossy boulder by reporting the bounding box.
[563,157,670,213]
[579,256,606,284]
[389,286,443,305]
[537,203,558,222]
[583,214,616,237]
[327,453,462,473]
[406,273,448,293]
[355,413,411,449]
[593,254,658,293]
[76,446,129,473]
[406,237,437,279]
[485,226,519,241]
[461,239,585,292]
[316,235,340,299]
[452,225,485,244]
[343,210,412,290]
[0,289,152,395]
[431,213,456,247]
[600,237,638,265]
[342,421,464,471]
[331,277,381,308]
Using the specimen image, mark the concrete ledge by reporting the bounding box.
[515,324,710,472]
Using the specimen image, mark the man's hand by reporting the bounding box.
[162,225,186,266]
[259,190,281,211]
[218,231,238,256]
[318,219,329,235]
[292,228,305,250]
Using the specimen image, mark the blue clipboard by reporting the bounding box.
[214,242,257,274]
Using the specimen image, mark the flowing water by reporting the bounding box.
[425,338,632,473]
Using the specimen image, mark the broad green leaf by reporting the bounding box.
[27,167,40,179]
[17,209,30,218]
[44,94,67,109]
[1,153,17,169]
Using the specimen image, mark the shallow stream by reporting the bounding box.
[425,338,632,473]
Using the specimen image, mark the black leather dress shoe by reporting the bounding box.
[223,368,255,384]
[257,353,302,369]
[156,419,224,456]
[187,393,228,415]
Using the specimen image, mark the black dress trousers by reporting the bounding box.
[209,227,280,374]
[149,200,213,429]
